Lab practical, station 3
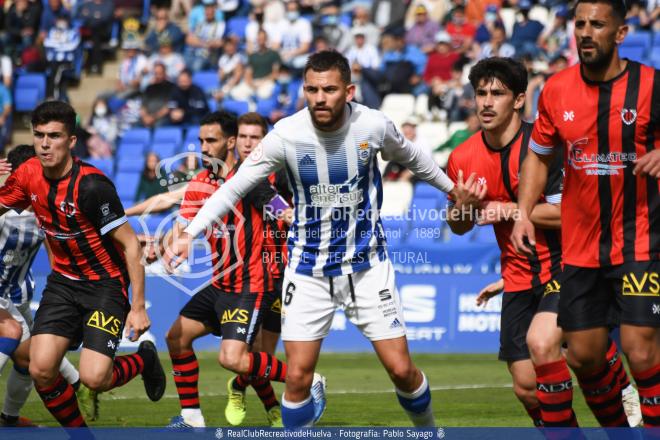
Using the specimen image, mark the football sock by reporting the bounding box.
[170,350,200,409]
[395,372,435,427]
[2,364,32,417]
[35,374,86,427]
[576,361,627,427]
[247,353,287,382]
[605,339,631,389]
[281,394,314,428]
[535,359,579,427]
[107,353,145,390]
[232,374,250,392]
[0,337,20,374]
[252,377,279,411]
[525,405,544,427]
[633,363,660,427]
[59,357,80,387]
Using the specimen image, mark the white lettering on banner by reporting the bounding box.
[406,327,447,341]
[331,310,346,331]
[458,294,502,312]
[400,285,436,323]
[458,314,501,332]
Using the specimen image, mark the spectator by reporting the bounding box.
[3,0,41,60]
[315,3,352,54]
[170,69,209,126]
[406,4,440,54]
[524,54,568,120]
[404,1,449,29]
[479,23,515,59]
[371,0,407,30]
[43,15,80,101]
[77,0,114,74]
[0,82,11,154]
[346,27,380,70]
[538,5,570,60]
[139,62,177,128]
[435,111,479,152]
[474,4,503,44]
[144,7,185,55]
[184,0,225,72]
[85,97,116,158]
[510,0,544,58]
[466,0,502,25]
[424,31,460,110]
[428,60,464,121]
[117,34,148,97]
[0,42,12,87]
[230,29,281,101]
[170,0,191,20]
[39,0,71,42]
[279,0,312,71]
[351,5,380,48]
[135,152,167,201]
[380,28,427,95]
[402,116,431,153]
[245,4,282,53]
[148,34,185,82]
[346,27,381,109]
[214,38,245,100]
[445,5,476,53]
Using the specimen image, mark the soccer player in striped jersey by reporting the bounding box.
[0,101,165,428]
[513,0,659,428]
[165,50,462,428]
[162,112,293,429]
[0,145,99,426]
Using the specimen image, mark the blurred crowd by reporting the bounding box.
[1,0,659,167]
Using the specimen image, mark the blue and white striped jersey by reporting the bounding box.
[0,210,44,305]
[186,102,454,277]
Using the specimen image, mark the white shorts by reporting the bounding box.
[0,297,31,342]
[281,259,407,342]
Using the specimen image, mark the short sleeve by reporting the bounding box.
[530,88,560,156]
[0,166,30,212]
[543,147,564,205]
[77,174,127,235]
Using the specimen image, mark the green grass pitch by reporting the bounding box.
[0,352,601,427]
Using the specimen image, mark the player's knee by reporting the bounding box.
[285,366,313,391]
[527,335,560,364]
[621,341,658,371]
[79,371,109,392]
[0,318,22,340]
[218,349,243,373]
[29,363,59,387]
[165,326,183,350]
[387,361,416,384]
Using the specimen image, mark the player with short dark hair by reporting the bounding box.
[0,101,166,428]
[165,50,461,428]
[513,0,659,427]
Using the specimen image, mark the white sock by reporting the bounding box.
[395,372,435,427]
[59,357,79,385]
[622,384,636,396]
[181,408,205,427]
[2,367,33,417]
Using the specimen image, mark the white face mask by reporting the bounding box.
[94,105,108,117]
[286,11,299,22]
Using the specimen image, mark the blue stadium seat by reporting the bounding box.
[151,141,179,158]
[222,99,250,115]
[121,128,151,147]
[85,158,114,177]
[256,98,277,118]
[13,73,47,112]
[116,158,145,173]
[226,16,249,40]
[619,46,645,62]
[192,70,220,96]
[153,126,183,145]
[116,141,146,160]
[621,31,652,51]
[114,172,141,201]
[182,131,201,153]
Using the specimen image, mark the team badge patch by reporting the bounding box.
[621,108,637,125]
[358,141,370,161]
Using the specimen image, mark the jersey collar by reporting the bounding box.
[480,122,524,153]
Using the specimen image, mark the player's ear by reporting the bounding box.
[346,83,357,102]
[68,134,77,151]
[227,136,236,151]
[513,92,526,111]
[614,22,629,46]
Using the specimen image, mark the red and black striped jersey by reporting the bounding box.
[178,166,275,294]
[531,62,659,267]
[447,122,563,292]
[265,170,292,280]
[0,157,129,292]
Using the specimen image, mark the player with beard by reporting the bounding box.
[165,50,464,428]
[513,0,659,428]
[161,112,308,428]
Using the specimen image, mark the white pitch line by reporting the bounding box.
[102,384,512,401]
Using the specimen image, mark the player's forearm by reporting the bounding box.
[125,189,184,216]
[391,139,455,193]
[447,206,475,235]
[517,150,552,219]
[529,203,561,229]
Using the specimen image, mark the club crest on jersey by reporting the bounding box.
[358,141,370,162]
[59,200,76,217]
[621,108,637,125]
[100,203,110,217]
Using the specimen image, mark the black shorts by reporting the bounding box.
[499,279,560,362]
[558,261,660,331]
[261,278,282,334]
[32,272,130,358]
[180,284,269,345]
